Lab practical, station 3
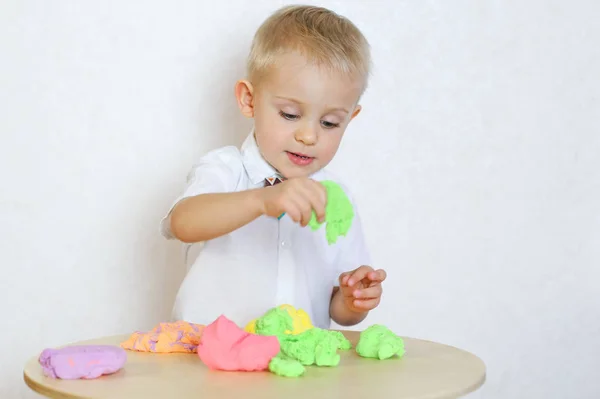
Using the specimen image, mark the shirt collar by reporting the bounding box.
[241,128,279,185]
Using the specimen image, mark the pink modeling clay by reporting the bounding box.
[197,315,280,371]
[39,345,126,379]
[120,320,205,353]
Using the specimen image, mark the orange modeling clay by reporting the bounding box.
[120,320,205,353]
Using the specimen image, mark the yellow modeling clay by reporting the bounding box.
[245,304,314,335]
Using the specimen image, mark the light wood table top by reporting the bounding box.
[24,331,485,399]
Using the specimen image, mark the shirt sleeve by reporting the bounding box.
[332,186,372,286]
[159,146,243,240]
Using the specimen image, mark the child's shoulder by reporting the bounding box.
[195,144,243,165]
[185,145,245,184]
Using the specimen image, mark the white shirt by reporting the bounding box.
[160,130,371,329]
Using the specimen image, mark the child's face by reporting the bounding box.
[243,52,364,178]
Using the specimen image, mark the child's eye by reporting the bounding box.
[279,111,299,121]
[321,120,340,129]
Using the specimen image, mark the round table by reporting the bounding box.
[24,331,486,399]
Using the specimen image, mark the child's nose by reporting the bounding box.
[294,125,317,145]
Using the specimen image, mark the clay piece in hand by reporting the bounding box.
[39,345,127,379]
[197,315,280,371]
[355,324,405,360]
[308,180,355,245]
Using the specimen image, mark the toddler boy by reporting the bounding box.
[161,5,386,329]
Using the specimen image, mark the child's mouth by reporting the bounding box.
[286,151,315,166]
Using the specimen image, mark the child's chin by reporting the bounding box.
[282,167,317,179]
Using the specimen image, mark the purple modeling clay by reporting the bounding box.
[39,345,127,379]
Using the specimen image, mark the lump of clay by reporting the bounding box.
[253,307,294,337]
[121,320,205,353]
[268,353,305,377]
[278,327,352,367]
[308,180,355,245]
[355,324,405,360]
[329,330,353,350]
[277,304,314,333]
[39,345,126,379]
[197,315,280,371]
[248,306,352,376]
[315,334,343,366]
[245,304,314,335]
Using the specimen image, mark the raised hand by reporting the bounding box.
[338,265,387,313]
[260,177,327,226]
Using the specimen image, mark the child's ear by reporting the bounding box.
[350,104,362,120]
[235,80,255,118]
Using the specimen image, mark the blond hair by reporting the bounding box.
[247,5,371,92]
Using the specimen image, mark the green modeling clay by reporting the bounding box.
[279,334,316,365]
[355,324,405,360]
[330,330,352,350]
[254,307,294,337]
[268,354,305,377]
[314,335,341,366]
[278,327,351,367]
[252,307,354,376]
[308,180,355,245]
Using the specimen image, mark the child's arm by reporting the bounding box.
[170,177,327,243]
[170,190,264,243]
[324,183,386,326]
[330,286,368,326]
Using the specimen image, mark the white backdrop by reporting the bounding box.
[1,1,599,398]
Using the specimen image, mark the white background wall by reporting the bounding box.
[1,0,598,398]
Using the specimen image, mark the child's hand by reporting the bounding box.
[260,177,327,226]
[338,266,387,313]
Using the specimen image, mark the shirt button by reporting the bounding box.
[281,240,290,248]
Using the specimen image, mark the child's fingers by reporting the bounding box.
[311,179,328,205]
[367,269,387,283]
[283,183,323,226]
[283,200,302,224]
[339,272,351,286]
[312,180,328,222]
[346,265,375,286]
[352,297,380,310]
[285,196,311,226]
[299,180,326,222]
[299,199,314,227]
[352,285,382,299]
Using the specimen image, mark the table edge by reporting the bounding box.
[24,370,88,399]
[451,370,487,399]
